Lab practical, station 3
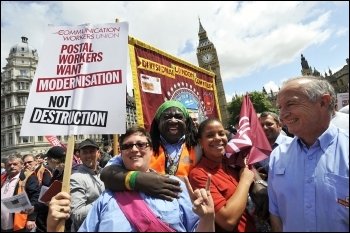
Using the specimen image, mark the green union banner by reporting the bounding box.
[128,37,221,130]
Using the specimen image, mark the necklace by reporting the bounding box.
[164,144,183,175]
[166,157,178,175]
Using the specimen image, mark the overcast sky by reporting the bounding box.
[1,1,349,101]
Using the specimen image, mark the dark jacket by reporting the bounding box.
[33,166,53,232]
[17,170,40,222]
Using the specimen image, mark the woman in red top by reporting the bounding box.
[189,118,256,232]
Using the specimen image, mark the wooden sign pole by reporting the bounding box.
[56,135,75,232]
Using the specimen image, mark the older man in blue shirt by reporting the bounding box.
[268,76,349,232]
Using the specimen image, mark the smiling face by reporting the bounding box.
[80,146,100,170]
[198,119,227,162]
[121,132,152,172]
[158,107,186,143]
[259,114,281,145]
[277,79,331,145]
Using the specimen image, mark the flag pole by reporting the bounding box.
[112,17,120,156]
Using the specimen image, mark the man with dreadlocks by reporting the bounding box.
[101,100,200,200]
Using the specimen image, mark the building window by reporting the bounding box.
[7,115,12,126]
[17,82,29,90]
[9,133,13,145]
[38,136,43,142]
[1,135,5,147]
[7,98,12,108]
[17,96,27,106]
[1,117,4,128]
[20,69,27,76]
[16,114,21,125]
[22,136,30,143]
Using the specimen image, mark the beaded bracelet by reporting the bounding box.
[125,171,134,190]
[129,171,139,190]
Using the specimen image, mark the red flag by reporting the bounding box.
[45,135,66,148]
[226,95,271,167]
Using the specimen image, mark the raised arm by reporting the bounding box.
[100,164,182,201]
[100,164,126,191]
[215,167,254,231]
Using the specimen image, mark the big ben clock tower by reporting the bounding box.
[196,19,229,127]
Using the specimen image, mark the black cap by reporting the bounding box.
[79,139,99,150]
[46,146,66,161]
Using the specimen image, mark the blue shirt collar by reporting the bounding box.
[160,135,185,146]
[297,124,339,152]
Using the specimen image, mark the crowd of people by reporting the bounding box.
[1,75,349,232]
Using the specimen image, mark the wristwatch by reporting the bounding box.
[254,180,268,187]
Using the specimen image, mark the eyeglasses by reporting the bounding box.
[24,161,34,165]
[120,142,150,151]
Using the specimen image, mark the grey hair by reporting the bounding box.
[5,154,23,165]
[281,76,336,112]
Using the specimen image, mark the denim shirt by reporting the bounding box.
[268,125,349,232]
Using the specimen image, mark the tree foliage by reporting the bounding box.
[227,91,277,125]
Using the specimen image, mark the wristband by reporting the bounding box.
[129,171,139,190]
[125,171,134,190]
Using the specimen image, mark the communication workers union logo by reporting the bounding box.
[164,82,208,123]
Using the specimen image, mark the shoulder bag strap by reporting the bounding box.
[115,191,176,232]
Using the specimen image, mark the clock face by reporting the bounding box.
[202,53,213,63]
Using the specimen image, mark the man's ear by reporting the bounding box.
[320,94,331,108]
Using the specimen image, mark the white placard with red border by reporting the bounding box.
[21,22,128,136]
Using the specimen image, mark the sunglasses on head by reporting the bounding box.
[120,142,150,150]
